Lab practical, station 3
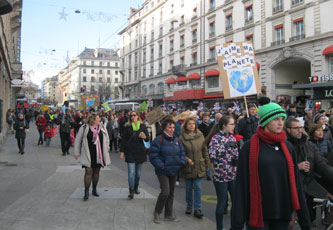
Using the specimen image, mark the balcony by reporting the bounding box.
[159,33,163,38]
[180,43,184,48]
[271,40,285,46]
[208,6,215,12]
[157,71,162,75]
[180,22,185,26]
[150,56,154,61]
[172,64,186,76]
[273,5,283,13]
[190,62,198,67]
[209,31,215,38]
[207,57,216,62]
[245,17,253,23]
[226,25,233,31]
[168,69,172,73]
[159,52,162,57]
[191,15,197,21]
[169,27,174,32]
[192,38,197,44]
[149,74,153,77]
[170,48,174,52]
[292,0,303,5]
[289,34,305,42]
[225,0,233,4]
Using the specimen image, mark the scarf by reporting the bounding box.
[132,121,141,131]
[249,127,300,227]
[90,125,104,167]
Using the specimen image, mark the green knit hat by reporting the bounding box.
[258,102,287,127]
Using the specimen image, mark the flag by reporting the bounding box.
[197,102,204,111]
[162,104,167,111]
[232,100,240,113]
[213,102,220,111]
[140,101,147,111]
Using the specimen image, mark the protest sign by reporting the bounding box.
[146,107,166,125]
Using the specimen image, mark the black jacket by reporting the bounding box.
[14,118,29,139]
[287,133,333,197]
[60,115,73,133]
[238,115,259,142]
[231,139,311,230]
[198,122,214,138]
[120,122,150,163]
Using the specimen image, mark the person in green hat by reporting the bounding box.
[231,97,311,230]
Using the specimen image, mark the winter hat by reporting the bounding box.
[257,98,287,127]
[313,113,324,123]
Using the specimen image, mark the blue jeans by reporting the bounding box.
[214,180,235,230]
[38,130,44,143]
[45,138,51,147]
[127,163,143,189]
[185,178,202,211]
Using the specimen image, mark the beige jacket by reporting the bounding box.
[74,124,111,167]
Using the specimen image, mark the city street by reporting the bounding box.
[0,124,217,230]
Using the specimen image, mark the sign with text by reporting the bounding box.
[216,42,261,99]
[80,94,99,108]
[309,74,333,83]
[146,107,165,125]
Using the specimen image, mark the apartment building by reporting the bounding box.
[42,76,61,104]
[57,48,120,106]
[119,0,333,109]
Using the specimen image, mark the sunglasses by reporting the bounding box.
[130,114,137,117]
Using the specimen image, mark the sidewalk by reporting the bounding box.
[0,124,216,230]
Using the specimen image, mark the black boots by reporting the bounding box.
[83,189,89,201]
[128,188,134,199]
[134,184,140,194]
[92,189,99,197]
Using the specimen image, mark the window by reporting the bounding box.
[91,77,95,82]
[143,49,146,63]
[143,67,146,77]
[160,11,163,23]
[193,7,197,18]
[91,85,95,91]
[91,61,94,66]
[169,59,174,69]
[142,85,147,94]
[107,78,111,83]
[192,52,197,65]
[115,78,118,83]
[245,5,253,23]
[226,13,232,30]
[274,0,283,12]
[180,34,185,47]
[144,35,147,44]
[171,4,174,14]
[292,0,303,5]
[181,0,184,7]
[90,69,94,74]
[192,29,197,43]
[246,34,253,43]
[295,19,304,39]
[180,56,185,65]
[107,62,110,66]
[115,62,118,67]
[107,70,111,75]
[330,57,333,73]
[158,61,162,73]
[207,76,219,88]
[150,47,154,60]
[275,25,283,42]
[128,70,131,82]
[128,54,132,67]
[115,71,118,75]
[83,76,87,82]
[99,69,103,74]
[180,15,185,24]
[135,52,138,65]
[159,43,163,56]
[170,39,174,52]
[160,26,163,36]
[135,70,138,80]
[150,64,154,75]
[151,31,154,41]
[209,46,215,60]
[83,69,86,73]
[209,21,215,37]
[149,84,155,95]
[99,62,103,66]
[99,77,103,83]
[83,61,86,65]
[157,82,164,94]
[210,0,215,9]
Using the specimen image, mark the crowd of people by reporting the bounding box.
[5,97,333,230]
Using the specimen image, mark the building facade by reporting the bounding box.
[119,0,333,110]
[57,48,120,107]
[0,0,23,143]
[42,76,61,105]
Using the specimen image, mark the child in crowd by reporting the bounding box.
[44,123,53,147]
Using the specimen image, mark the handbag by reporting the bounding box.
[143,139,150,149]
[24,129,29,133]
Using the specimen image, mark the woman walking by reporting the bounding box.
[208,115,238,230]
[120,111,150,199]
[231,100,310,230]
[180,117,211,218]
[149,118,186,223]
[74,114,111,201]
[36,113,47,145]
[14,113,29,154]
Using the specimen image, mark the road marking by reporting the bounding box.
[201,195,217,204]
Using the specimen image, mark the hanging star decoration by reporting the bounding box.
[58,8,68,21]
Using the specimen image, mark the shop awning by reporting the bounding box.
[322,45,333,56]
[174,89,205,100]
[165,77,176,84]
[256,62,260,70]
[203,94,224,98]
[204,69,219,77]
[188,73,201,80]
[163,97,174,101]
[176,76,188,82]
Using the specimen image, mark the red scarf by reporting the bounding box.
[248,127,300,227]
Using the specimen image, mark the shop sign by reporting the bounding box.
[309,74,333,83]
[313,88,333,99]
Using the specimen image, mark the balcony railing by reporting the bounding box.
[245,17,253,23]
[157,71,162,75]
[180,43,184,48]
[273,5,283,13]
[208,6,215,12]
[289,34,305,42]
[191,15,197,21]
[190,62,198,67]
[172,64,186,76]
[226,25,233,31]
[170,48,174,52]
[225,0,233,4]
[169,27,174,32]
[192,38,197,43]
[209,32,215,38]
[180,22,185,26]
[149,74,153,77]
[292,0,303,5]
[168,69,172,73]
[271,40,285,46]
[207,57,216,62]
[159,52,162,57]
